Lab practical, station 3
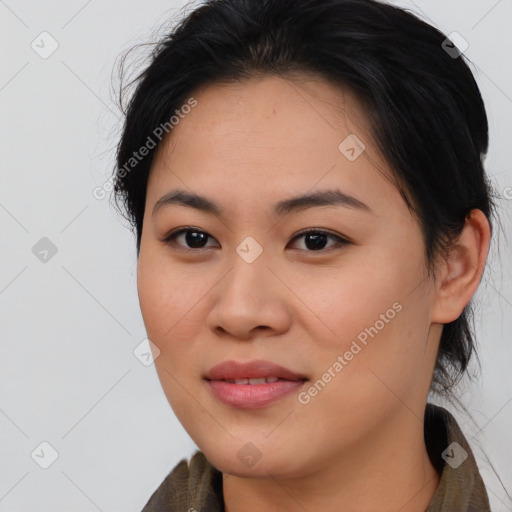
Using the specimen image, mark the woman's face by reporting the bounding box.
[137,74,441,478]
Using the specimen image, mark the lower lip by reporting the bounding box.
[206,379,307,409]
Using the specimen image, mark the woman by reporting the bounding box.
[112,0,497,510]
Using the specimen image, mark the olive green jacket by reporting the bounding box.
[141,403,490,511]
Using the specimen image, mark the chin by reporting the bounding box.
[200,440,311,480]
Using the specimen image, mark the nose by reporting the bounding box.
[206,252,292,340]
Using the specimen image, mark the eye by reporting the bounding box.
[160,227,349,253]
[288,229,349,252]
[160,227,219,251]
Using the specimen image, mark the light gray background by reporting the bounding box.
[0,0,511,510]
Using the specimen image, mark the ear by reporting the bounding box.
[431,209,491,324]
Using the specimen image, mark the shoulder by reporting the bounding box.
[140,450,224,512]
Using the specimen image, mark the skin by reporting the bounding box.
[136,74,491,512]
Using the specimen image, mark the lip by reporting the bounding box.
[204,359,307,381]
[204,360,308,409]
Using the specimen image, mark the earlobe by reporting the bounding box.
[431,209,491,324]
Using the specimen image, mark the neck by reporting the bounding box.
[222,411,440,512]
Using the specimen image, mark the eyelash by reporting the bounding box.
[160,226,350,253]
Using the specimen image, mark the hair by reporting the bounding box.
[112,0,498,399]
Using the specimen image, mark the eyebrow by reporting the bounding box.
[152,188,374,218]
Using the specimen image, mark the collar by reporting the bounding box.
[141,403,490,511]
[424,403,490,511]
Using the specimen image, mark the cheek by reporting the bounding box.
[293,244,431,388]
[137,250,210,418]
[136,248,208,375]
[289,276,432,449]
[138,246,197,334]
[294,252,422,344]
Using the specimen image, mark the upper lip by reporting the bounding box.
[205,360,307,381]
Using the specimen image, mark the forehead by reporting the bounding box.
[146,74,399,217]
[163,73,374,152]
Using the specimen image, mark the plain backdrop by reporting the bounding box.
[0,0,511,510]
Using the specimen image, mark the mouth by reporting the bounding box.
[204,360,308,409]
[204,359,308,381]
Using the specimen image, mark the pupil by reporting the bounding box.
[186,231,207,248]
[306,233,327,251]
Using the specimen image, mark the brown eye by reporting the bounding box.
[288,229,349,252]
[161,228,219,250]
